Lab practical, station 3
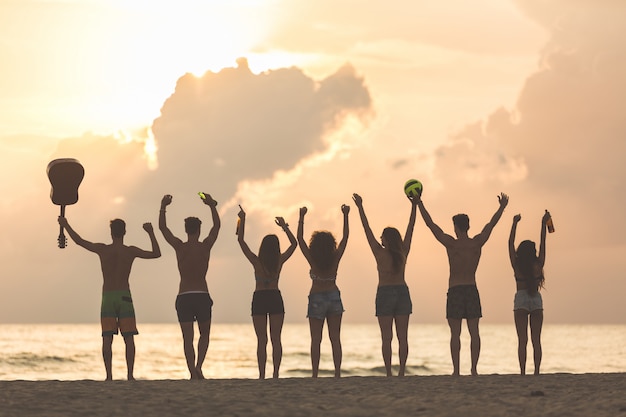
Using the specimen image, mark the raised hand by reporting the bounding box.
[200,193,218,207]
[161,194,172,208]
[143,223,154,233]
[498,192,509,208]
[275,216,287,228]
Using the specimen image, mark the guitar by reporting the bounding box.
[47,158,85,248]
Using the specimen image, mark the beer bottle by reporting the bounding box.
[546,210,555,233]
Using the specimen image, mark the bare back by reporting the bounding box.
[417,193,508,288]
[173,242,211,293]
[444,237,483,287]
[95,243,142,291]
[373,248,408,287]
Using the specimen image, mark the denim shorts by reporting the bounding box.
[375,285,413,317]
[513,290,543,312]
[307,290,344,320]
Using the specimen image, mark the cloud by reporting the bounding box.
[149,58,372,201]
[428,0,626,245]
[0,59,373,323]
[261,0,544,57]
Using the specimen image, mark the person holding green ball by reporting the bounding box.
[352,192,418,377]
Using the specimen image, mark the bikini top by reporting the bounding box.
[514,264,543,282]
[309,270,337,281]
[255,276,279,285]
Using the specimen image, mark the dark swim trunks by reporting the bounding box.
[446,285,482,319]
[175,292,213,323]
[251,289,285,316]
[375,285,413,317]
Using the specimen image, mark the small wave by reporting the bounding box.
[4,353,78,367]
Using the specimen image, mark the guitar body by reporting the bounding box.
[47,158,85,248]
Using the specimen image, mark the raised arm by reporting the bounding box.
[132,222,161,259]
[297,207,312,264]
[58,216,102,253]
[201,192,221,248]
[508,214,521,268]
[403,196,418,253]
[335,204,350,260]
[538,210,550,267]
[475,192,509,246]
[236,206,257,264]
[275,216,297,263]
[352,193,381,253]
[416,197,454,246]
[159,194,182,248]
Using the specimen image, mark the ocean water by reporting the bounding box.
[0,323,624,380]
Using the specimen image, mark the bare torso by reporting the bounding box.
[445,236,482,288]
[174,241,211,293]
[375,249,408,287]
[97,243,141,291]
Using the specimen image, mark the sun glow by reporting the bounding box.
[10,0,290,139]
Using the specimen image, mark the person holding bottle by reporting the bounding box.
[159,192,221,380]
[508,210,552,375]
[236,206,297,379]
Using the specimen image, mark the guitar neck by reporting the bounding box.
[58,205,67,249]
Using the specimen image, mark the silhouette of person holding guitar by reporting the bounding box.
[58,216,161,380]
[158,192,221,380]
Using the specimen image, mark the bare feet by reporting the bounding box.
[191,366,205,380]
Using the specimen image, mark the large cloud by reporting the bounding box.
[0,59,373,323]
[150,58,371,198]
[429,0,626,246]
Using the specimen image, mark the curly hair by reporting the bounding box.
[309,231,337,271]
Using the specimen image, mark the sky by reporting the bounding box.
[1,0,625,325]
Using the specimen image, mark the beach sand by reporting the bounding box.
[0,373,624,417]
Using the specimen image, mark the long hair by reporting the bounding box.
[258,234,280,275]
[382,227,406,273]
[515,240,545,294]
[309,231,336,271]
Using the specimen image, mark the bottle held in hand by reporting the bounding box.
[545,210,555,233]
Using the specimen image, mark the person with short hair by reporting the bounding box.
[416,193,509,376]
[236,206,297,379]
[159,193,220,379]
[58,216,161,380]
